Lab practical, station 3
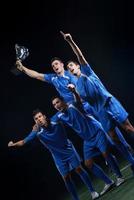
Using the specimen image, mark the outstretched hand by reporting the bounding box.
[60,31,72,42]
[8,141,14,147]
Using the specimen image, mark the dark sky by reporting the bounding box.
[1,0,134,199]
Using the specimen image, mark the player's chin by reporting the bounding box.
[40,122,45,127]
[57,107,62,111]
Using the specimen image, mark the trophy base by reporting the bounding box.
[10,67,22,76]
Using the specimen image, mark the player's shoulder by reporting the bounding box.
[64,70,74,77]
[51,112,61,120]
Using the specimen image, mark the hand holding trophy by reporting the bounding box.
[11,44,29,75]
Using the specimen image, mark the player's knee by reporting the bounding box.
[85,159,93,169]
[75,166,83,174]
[108,130,121,144]
[121,119,134,133]
[124,125,134,133]
[63,173,71,181]
[102,152,107,158]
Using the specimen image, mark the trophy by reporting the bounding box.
[11,44,29,75]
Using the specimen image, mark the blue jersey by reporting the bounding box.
[24,121,77,160]
[76,64,112,112]
[75,64,130,148]
[54,103,103,140]
[44,70,77,103]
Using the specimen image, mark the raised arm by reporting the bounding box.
[67,84,82,105]
[16,60,45,81]
[60,31,88,65]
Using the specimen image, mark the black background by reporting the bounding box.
[1,0,134,199]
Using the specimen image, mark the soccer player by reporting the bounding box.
[51,88,125,195]
[16,57,78,103]
[60,31,134,175]
[8,109,100,200]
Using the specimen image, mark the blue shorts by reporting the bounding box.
[98,98,129,147]
[84,130,109,160]
[53,144,81,176]
[98,108,116,132]
[105,96,128,125]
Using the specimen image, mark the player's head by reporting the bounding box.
[66,60,80,76]
[32,109,50,128]
[51,96,67,111]
[51,57,64,75]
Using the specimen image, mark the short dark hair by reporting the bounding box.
[66,60,79,68]
[51,95,64,102]
[51,57,63,65]
[32,108,44,118]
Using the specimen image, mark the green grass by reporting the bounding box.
[63,160,134,200]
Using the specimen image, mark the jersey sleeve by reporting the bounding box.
[44,73,55,83]
[23,131,37,144]
[51,112,60,122]
[80,63,99,79]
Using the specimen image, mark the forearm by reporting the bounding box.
[67,39,87,65]
[20,66,42,79]
[60,31,88,65]
[68,39,82,57]
[73,90,82,104]
[16,60,44,80]
[68,84,82,104]
[8,140,25,147]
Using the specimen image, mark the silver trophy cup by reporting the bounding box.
[11,44,29,75]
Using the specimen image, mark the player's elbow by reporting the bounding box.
[36,74,44,81]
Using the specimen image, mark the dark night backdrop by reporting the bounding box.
[1,0,134,199]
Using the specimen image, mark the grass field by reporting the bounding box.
[63,160,134,200]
